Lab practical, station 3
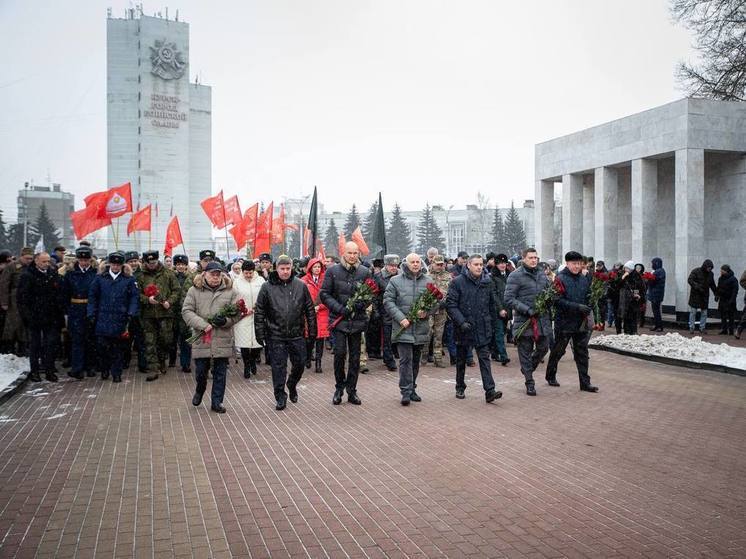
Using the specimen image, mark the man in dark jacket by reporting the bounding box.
[544,252,598,392]
[504,247,552,396]
[17,252,65,382]
[320,241,371,406]
[716,264,738,335]
[87,252,139,382]
[489,253,511,365]
[254,255,317,410]
[446,255,502,403]
[647,257,666,332]
[687,259,717,334]
[737,270,746,339]
[375,254,400,371]
[63,246,98,379]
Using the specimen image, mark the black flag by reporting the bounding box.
[369,192,387,259]
[306,186,318,257]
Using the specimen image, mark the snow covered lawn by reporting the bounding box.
[0,354,30,394]
[589,333,746,372]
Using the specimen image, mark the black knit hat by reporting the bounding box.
[564,251,583,262]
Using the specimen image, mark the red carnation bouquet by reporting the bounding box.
[330,277,380,329]
[514,277,565,341]
[642,271,656,282]
[392,282,444,340]
[144,284,160,302]
[187,298,250,345]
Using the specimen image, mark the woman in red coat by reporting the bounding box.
[301,257,329,373]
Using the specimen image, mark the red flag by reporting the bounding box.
[254,202,273,255]
[127,205,152,235]
[224,195,242,226]
[85,182,133,219]
[200,190,227,229]
[163,216,184,256]
[303,228,312,257]
[271,203,286,245]
[228,203,258,250]
[71,204,111,240]
[338,233,346,258]
[351,226,370,256]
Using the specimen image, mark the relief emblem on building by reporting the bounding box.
[149,39,186,80]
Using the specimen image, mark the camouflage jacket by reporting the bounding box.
[136,263,181,319]
[429,269,452,317]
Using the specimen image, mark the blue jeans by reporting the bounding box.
[688,307,708,331]
[194,357,228,407]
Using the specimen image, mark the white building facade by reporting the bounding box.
[107,9,211,257]
[535,98,746,317]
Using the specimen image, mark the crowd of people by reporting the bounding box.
[0,241,743,412]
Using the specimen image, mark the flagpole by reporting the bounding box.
[221,196,231,261]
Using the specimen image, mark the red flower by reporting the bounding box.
[237,298,249,316]
[144,284,160,298]
[609,271,618,280]
[364,277,380,295]
[593,272,610,282]
[642,272,656,282]
[426,283,444,300]
[553,277,566,295]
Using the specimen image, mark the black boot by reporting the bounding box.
[101,370,110,380]
[315,358,322,373]
[29,370,42,382]
[243,363,251,379]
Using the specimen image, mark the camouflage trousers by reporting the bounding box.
[431,313,448,364]
[142,317,173,375]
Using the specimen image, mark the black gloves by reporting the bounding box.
[212,315,227,327]
[460,322,472,333]
[578,304,592,315]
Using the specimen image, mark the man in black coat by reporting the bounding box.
[254,255,317,410]
[320,241,371,406]
[375,254,400,371]
[17,252,65,382]
[544,251,598,392]
[446,254,502,403]
[687,259,717,334]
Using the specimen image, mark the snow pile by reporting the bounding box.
[0,354,29,393]
[590,333,746,371]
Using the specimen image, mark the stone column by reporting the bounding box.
[594,166,618,264]
[562,174,583,259]
[582,176,595,257]
[631,158,658,267]
[674,149,705,314]
[535,179,554,259]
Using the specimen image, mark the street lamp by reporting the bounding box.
[283,193,311,258]
[445,204,454,256]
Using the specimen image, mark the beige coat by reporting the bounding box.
[232,273,265,349]
[182,273,239,359]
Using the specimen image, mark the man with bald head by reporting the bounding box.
[320,241,371,406]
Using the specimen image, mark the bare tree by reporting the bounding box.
[672,0,746,101]
[473,191,491,254]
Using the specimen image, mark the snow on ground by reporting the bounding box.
[0,354,29,394]
[589,333,746,371]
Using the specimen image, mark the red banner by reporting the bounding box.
[71,204,111,240]
[85,183,133,220]
[127,205,151,235]
[351,226,370,256]
[271,203,286,245]
[200,190,227,229]
[254,202,274,255]
[224,195,242,226]
[228,203,258,250]
[338,233,346,258]
[163,216,184,256]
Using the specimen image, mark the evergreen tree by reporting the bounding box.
[416,203,445,254]
[343,204,361,238]
[0,210,8,248]
[33,203,60,250]
[386,203,412,257]
[7,224,26,255]
[323,218,340,256]
[491,208,505,254]
[503,201,527,257]
[362,201,378,240]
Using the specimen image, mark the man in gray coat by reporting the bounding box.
[504,247,552,396]
[383,253,432,406]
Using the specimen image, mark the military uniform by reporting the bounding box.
[0,252,31,353]
[429,255,452,367]
[171,254,194,372]
[63,247,98,378]
[137,251,180,381]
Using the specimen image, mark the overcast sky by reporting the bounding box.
[0,0,695,220]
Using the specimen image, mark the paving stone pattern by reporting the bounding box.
[0,346,745,558]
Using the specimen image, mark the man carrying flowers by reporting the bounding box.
[383,253,435,406]
[544,251,598,393]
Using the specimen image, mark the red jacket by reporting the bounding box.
[301,257,329,338]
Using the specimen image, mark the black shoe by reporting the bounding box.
[719,330,728,335]
[332,389,343,405]
[410,391,422,402]
[146,373,159,382]
[386,363,397,372]
[168,361,176,368]
[244,369,251,379]
[250,362,257,375]
[315,360,322,373]
[426,355,434,363]
[275,399,286,411]
[347,393,362,405]
[113,375,122,383]
[736,330,742,340]
[181,366,192,373]
[450,356,456,366]
[485,389,502,403]
[546,378,560,387]
[526,385,537,396]
[455,388,465,399]
[72,371,84,380]
[360,366,369,374]
[101,371,110,380]
[305,359,312,369]
[45,371,58,383]
[211,403,226,413]
[501,358,510,366]
[61,360,71,369]
[29,371,42,382]
[86,370,96,377]
[288,385,298,403]
[192,392,203,406]
[580,385,599,393]
[467,360,476,367]
[400,394,410,406]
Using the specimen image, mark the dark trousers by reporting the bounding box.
[268,338,305,401]
[98,336,125,378]
[240,347,261,372]
[490,319,508,360]
[545,331,591,388]
[332,330,362,393]
[617,309,639,335]
[69,312,96,374]
[124,317,147,369]
[28,324,59,374]
[382,323,396,367]
[397,343,422,396]
[305,337,325,362]
[516,335,549,387]
[455,343,495,393]
[720,309,736,333]
[194,357,228,407]
[366,317,382,357]
[651,301,663,329]
[178,329,192,369]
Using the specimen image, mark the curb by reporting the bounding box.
[0,372,29,407]
[589,344,746,377]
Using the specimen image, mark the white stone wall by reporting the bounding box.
[188,84,212,255]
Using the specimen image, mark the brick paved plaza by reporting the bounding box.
[1,347,745,558]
